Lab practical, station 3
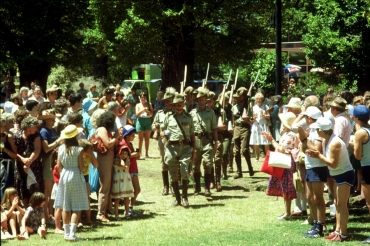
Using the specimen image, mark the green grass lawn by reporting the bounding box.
[5,137,369,245]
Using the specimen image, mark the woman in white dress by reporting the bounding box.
[249,92,271,161]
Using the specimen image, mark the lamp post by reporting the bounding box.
[275,0,282,95]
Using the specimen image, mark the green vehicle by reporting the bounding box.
[121,79,162,104]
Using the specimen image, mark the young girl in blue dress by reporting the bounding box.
[54,125,89,241]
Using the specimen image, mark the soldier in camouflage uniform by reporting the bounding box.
[190,88,218,197]
[161,94,196,207]
[232,87,254,178]
[152,87,176,196]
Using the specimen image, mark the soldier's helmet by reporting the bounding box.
[172,94,185,104]
[164,87,176,100]
[183,86,194,96]
[196,87,209,99]
[207,91,217,101]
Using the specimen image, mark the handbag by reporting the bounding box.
[90,136,108,155]
[260,150,285,179]
[268,151,292,169]
[89,163,100,193]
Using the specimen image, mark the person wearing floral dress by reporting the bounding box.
[262,112,299,220]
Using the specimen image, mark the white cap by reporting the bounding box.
[309,117,332,131]
[323,111,335,130]
[4,101,18,113]
[302,106,322,120]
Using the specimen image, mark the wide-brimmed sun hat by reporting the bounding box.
[278,112,297,130]
[62,124,79,139]
[286,98,302,109]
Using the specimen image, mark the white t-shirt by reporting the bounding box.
[323,134,353,176]
[305,128,326,169]
[115,116,126,129]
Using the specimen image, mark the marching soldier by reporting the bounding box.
[208,91,227,191]
[222,91,234,179]
[184,86,197,112]
[190,88,218,197]
[232,87,254,178]
[161,94,196,207]
[152,87,176,196]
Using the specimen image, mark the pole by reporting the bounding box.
[275,0,282,95]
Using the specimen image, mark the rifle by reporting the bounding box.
[202,63,210,88]
[180,65,187,94]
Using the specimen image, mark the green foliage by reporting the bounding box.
[221,49,288,95]
[302,0,370,89]
[47,66,78,91]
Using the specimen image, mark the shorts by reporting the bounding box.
[136,117,152,132]
[361,166,370,184]
[332,170,355,186]
[51,183,58,200]
[84,175,89,183]
[41,154,54,180]
[130,173,138,178]
[306,167,329,182]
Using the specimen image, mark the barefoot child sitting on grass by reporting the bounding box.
[18,192,47,239]
[1,187,25,237]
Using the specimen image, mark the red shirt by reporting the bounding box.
[53,165,60,184]
[121,140,138,174]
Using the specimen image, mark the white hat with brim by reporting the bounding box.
[46,85,59,94]
[278,112,297,130]
[302,106,322,120]
[309,117,332,131]
[4,101,18,113]
[286,98,302,109]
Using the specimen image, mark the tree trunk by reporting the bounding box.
[18,60,52,93]
[161,0,195,92]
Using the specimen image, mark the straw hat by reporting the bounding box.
[278,112,296,130]
[331,97,347,109]
[286,98,302,109]
[62,125,79,139]
[38,109,57,120]
[46,84,59,94]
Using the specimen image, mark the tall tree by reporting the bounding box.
[0,0,90,89]
[302,0,370,91]
[90,0,274,89]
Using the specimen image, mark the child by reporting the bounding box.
[18,192,46,239]
[1,187,25,237]
[51,164,64,234]
[121,125,141,216]
[54,125,89,241]
[1,206,14,240]
[78,139,98,226]
[112,145,134,220]
[69,112,86,139]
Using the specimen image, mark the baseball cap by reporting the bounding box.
[302,106,322,119]
[309,117,332,131]
[123,125,136,138]
[353,105,370,119]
